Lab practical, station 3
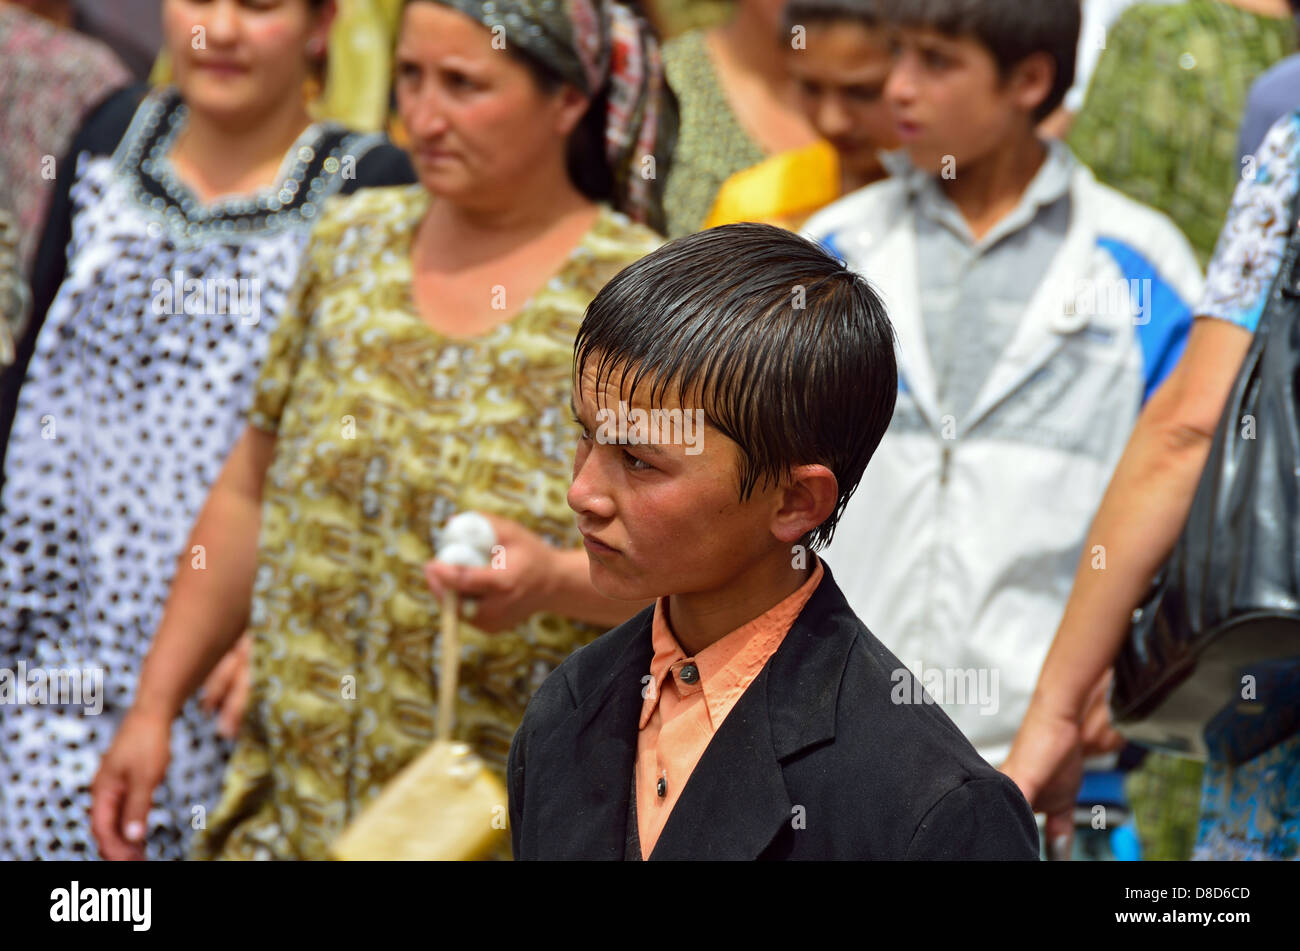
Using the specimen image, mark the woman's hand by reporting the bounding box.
[1001,697,1086,860]
[424,514,560,633]
[90,710,173,861]
[1002,671,1128,858]
[1079,669,1127,757]
[198,633,252,739]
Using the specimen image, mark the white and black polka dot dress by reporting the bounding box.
[0,86,412,860]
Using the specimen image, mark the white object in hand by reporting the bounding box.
[433,511,497,744]
[439,512,496,563]
[435,541,490,568]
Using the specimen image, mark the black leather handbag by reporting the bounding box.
[1111,186,1300,765]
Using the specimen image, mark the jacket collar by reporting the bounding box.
[881,138,1076,252]
[531,565,858,860]
[858,156,1099,432]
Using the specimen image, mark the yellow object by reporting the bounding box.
[702,140,841,233]
[148,49,170,88]
[317,0,405,132]
[330,740,509,861]
[332,589,508,861]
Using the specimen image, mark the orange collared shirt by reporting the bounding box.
[635,559,825,858]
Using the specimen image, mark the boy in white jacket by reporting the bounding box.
[803,0,1203,771]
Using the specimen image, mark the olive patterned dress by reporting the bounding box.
[661,30,766,238]
[191,185,660,860]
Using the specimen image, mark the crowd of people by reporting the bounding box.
[0,0,1297,861]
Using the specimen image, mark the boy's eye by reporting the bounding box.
[846,84,883,103]
[622,449,653,472]
[922,49,951,70]
[571,414,591,441]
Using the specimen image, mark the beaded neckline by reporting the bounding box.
[112,86,376,245]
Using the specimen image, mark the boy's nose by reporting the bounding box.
[817,95,852,139]
[884,57,917,106]
[567,447,616,521]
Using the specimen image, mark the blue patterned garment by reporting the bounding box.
[1197,109,1300,332]
[1194,732,1300,860]
[1191,109,1300,862]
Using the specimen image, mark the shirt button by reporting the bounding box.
[679,663,699,684]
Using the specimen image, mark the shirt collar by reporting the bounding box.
[639,559,826,730]
[882,137,1076,251]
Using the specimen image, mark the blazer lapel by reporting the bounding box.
[647,569,855,860]
[647,668,793,860]
[530,618,653,860]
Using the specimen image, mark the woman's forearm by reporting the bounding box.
[1033,418,1216,721]
[1032,317,1255,721]
[132,427,273,720]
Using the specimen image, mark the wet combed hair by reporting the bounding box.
[781,0,884,32]
[878,0,1080,122]
[574,223,898,550]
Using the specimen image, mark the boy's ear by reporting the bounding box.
[770,464,839,545]
[1008,50,1056,119]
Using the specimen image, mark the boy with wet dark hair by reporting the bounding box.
[803,0,1203,784]
[507,222,1039,860]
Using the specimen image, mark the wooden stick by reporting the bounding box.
[438,589,458,742]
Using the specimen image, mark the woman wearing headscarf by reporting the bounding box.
[92,0,675,861]
[0,0,413,862]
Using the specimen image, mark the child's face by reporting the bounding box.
[884,26,1035,174]
[566,364,789,604]
[788,21,899,188]
[164,0,329,123]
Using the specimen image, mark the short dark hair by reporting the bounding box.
[782,0,884,33]
[878,0,1080,122]
[574,223,898,550]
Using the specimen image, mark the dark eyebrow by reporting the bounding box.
[569,395,672,456]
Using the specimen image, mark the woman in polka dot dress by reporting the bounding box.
[0,0,413,860]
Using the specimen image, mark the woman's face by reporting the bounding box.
[394,2,588,208]
[163,0,330,122]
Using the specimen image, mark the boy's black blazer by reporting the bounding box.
[507,564,1040,860]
